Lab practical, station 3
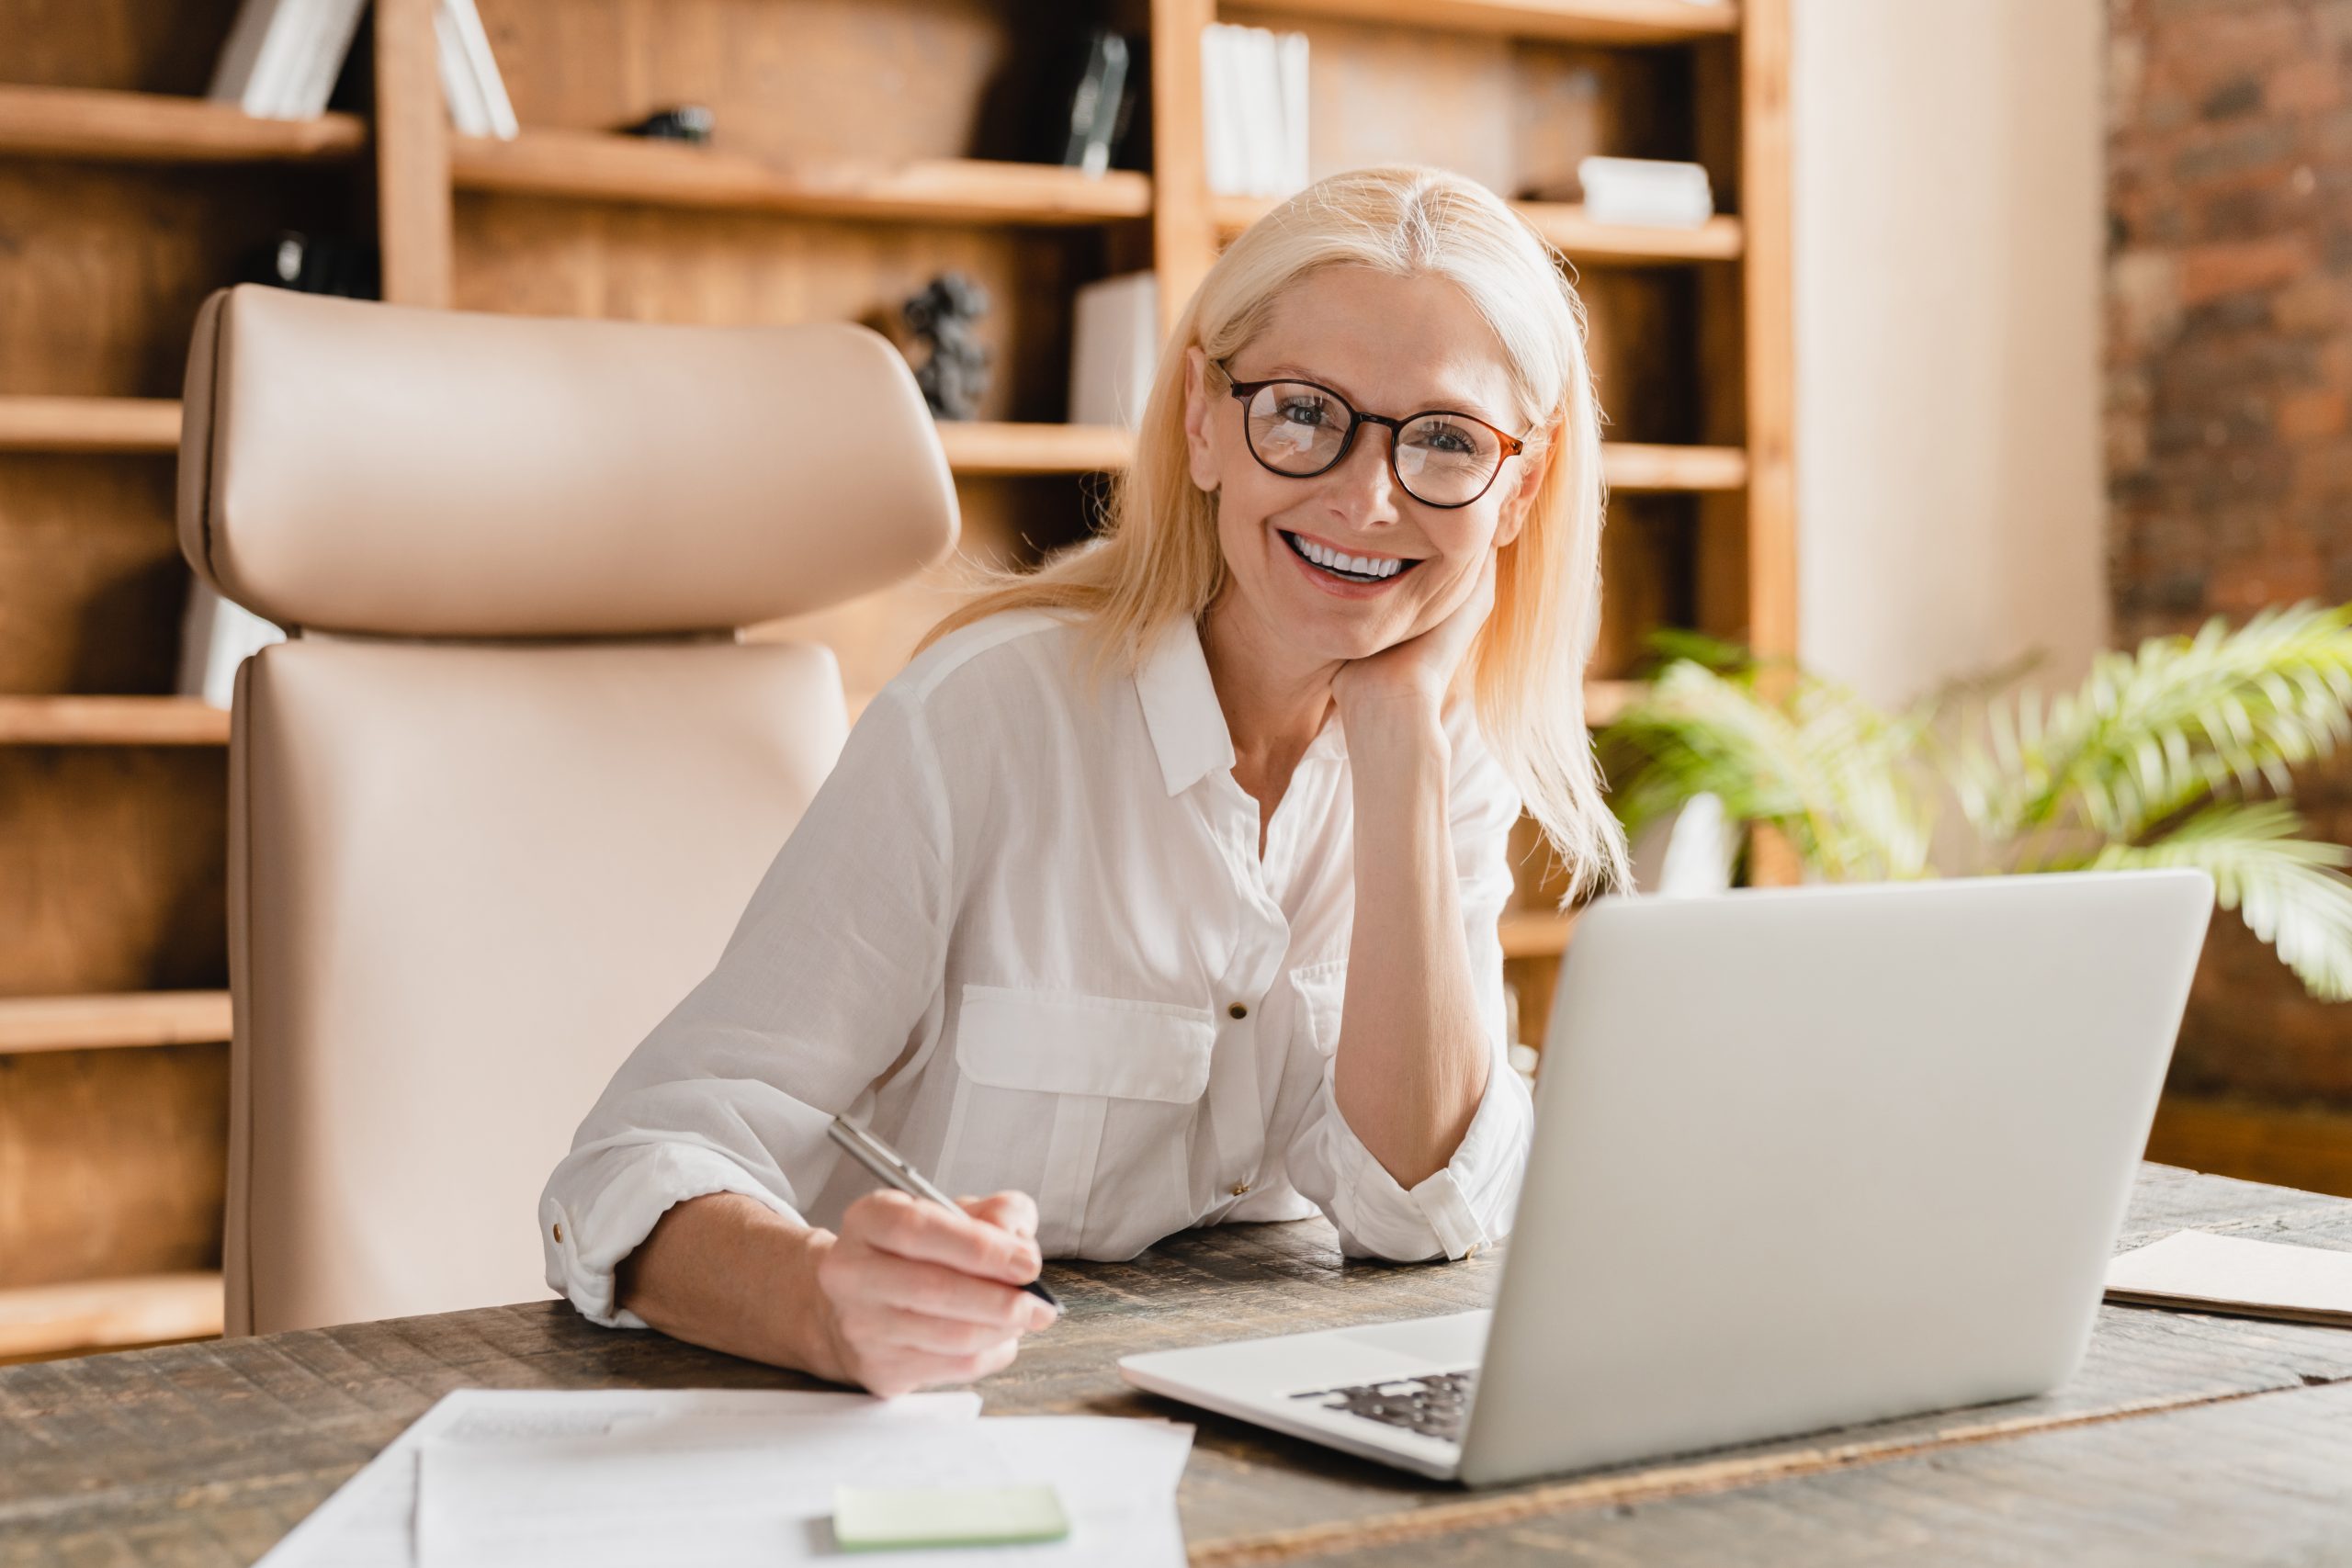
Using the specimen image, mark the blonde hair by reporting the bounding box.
[922,165,1628,900]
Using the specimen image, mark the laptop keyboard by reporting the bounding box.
[1290,1369,1477,1443]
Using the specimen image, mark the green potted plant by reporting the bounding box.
[1597,604,2352,1000]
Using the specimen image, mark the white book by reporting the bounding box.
[1246,28,1291,197]
[1199,25,1238,197]
[209,0,313,118]
[434,2,493,138]
[1276,30,1310,195]
[1069,271,1160,431]
[442,0,519,140]
[178,581,286,711]
[1577,155,1714,229]
[207,0,282,106]
[279,0,367,118]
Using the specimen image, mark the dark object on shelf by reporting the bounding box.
[903,274,993,422]
[1060,28,1133,177]
[621,106,715,143]
[973,20,1147,174]
[242,231,379,299]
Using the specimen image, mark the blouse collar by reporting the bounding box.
[1135,615,1348,799]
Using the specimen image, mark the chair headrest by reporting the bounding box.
[178,286,959,637]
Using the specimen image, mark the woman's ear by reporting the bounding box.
[1182,347,1221,493]
[1493,409,1564,550]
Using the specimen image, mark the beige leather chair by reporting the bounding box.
[179,285,958,1335]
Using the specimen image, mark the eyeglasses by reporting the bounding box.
[1218,361,1528,509]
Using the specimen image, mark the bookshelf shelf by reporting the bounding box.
[934,423,1135,476]
[1213,195,1743,265]
[451,131,1155,226]
[1515,205,1744,264]
[0,992,233,1055]
[0,1272,223,1362]
[0,396,180,454]
[0,697,230,747]
[1602,443,1748,491]
[1246,0,1739,45]
[1499,909,1579,960]
[0,85,365,164]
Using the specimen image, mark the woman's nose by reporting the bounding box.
[1324,427,1402,529]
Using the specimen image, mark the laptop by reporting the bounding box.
[1119,870,2214,1487]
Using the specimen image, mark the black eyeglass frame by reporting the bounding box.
[1216,360,1529,510]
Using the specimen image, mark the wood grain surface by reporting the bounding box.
[4,1165,2349,1565]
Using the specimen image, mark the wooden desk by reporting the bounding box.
[6,1164,2352,1566]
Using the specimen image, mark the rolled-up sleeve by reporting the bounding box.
[1285,706,1532,1262]
[540,685,955,1326]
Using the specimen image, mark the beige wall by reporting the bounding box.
[1789,0,2109,707]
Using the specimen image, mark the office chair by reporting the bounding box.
[178,286,958,1334]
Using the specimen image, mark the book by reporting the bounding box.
[209,0,366,120]
[1575,156,1715,229]
[437,0,519,141]
[1199,24,1309,201]
[1069,272,1159,431]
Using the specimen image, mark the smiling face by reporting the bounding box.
[1183,265,1545,669]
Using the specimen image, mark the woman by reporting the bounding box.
[541,165,1628,1396]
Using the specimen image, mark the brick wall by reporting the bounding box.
[2107,0,2352,1104]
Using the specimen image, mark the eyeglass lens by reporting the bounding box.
[1240,381,1504,506]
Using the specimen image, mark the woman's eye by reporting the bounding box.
[1275,397,1333,427]
[1412,422,1478,455]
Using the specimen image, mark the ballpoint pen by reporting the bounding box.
[826,1114,1061,1309]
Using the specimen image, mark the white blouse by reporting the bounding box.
[542,609,1534,1328]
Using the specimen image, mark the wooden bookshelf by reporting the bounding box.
[0,992,233,1054]
[1500,909,1580,960]
[1255,0,1739,45]
[933,423,1136,476]
[0,0,1790,1357]
[0,1273,223,1362]
[0,85,366,164]
[0,697,229,746]
[0,396,180,453]
[451,131,1154,226]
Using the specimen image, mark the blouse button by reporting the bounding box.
[551,1223,564,1243]
[1227,1002,1249,1021]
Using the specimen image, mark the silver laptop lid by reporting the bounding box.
[1458,869,2212,1486]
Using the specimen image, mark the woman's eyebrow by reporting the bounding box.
[1257,362,1509,427]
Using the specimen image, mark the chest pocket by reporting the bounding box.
[1291,961,1348,1057]
[942,986,1216,1259]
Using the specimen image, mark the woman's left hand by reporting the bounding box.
[1330,546,1498,724]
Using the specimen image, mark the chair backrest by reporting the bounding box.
[179,286,957,1334]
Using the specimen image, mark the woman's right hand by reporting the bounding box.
[809,1189,1058,1397]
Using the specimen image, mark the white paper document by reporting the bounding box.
[255,1388,979,1568]
[2106,1229,2352,1325]
[255,1386,1193,1568]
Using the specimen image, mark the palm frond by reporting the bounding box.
[1974,604,2352,840]
[1600,660,1933,881]
[2088,800,2352,1001]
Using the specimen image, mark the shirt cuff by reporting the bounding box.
[541,1140,798,1328]
[1322,1043,1533,1262]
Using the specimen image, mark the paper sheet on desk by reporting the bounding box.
[254,1388,981,1568]
[415,1412,1195,1568]
[2106,1229,2352,1325]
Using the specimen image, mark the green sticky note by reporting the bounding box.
[832,1482,1069,1552]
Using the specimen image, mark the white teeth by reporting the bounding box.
[1288,533,1408,581]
